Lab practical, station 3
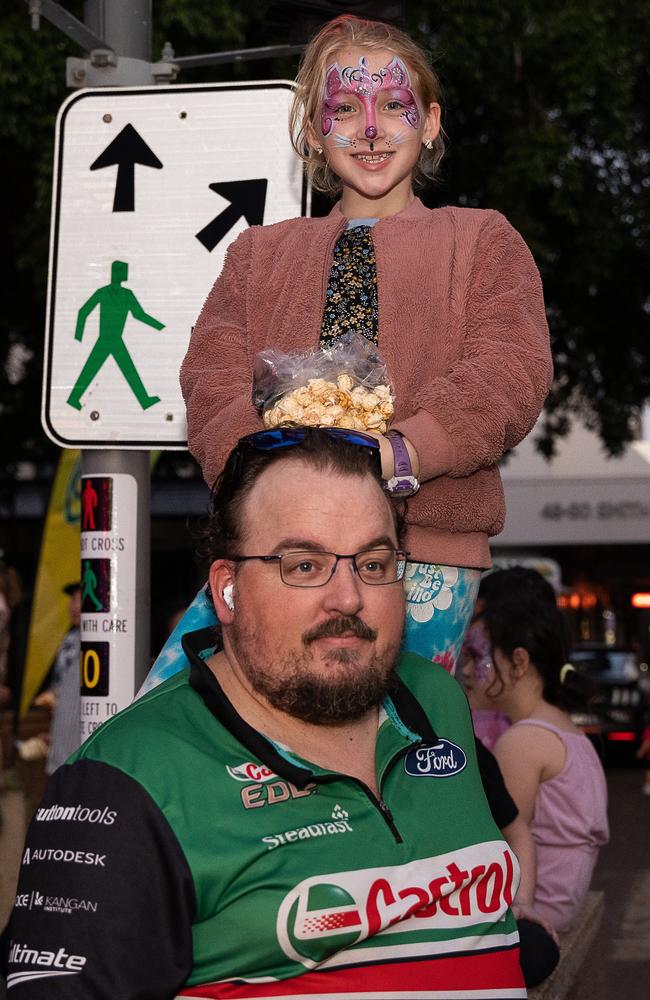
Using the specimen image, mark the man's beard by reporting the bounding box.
[229,614,401,725]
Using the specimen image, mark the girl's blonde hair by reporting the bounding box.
[289,15,445,197]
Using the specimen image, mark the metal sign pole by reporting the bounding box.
[37,0,307,737]
[79,0,154,735]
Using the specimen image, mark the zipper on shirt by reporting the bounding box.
[353,777,403,844]
[370,741,428,844]
[352,740,429,845]
[316,770,403,843]
[347,740,418,845]
[377,797,402,843]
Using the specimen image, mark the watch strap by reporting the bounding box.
[385,431,420,496]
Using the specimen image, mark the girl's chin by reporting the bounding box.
[468,694,495,713]
[343,175,413,208]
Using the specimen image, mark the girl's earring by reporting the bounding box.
[423,138,433,149]
[315,144,323,154]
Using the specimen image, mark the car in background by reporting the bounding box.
[570,645,648,756]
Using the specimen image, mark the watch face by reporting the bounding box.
[386,475,420,497]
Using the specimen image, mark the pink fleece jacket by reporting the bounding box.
[181,198,552,568]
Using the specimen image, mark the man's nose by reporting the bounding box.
[322,558,365,614]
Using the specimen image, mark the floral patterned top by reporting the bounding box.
[319,221,379,349]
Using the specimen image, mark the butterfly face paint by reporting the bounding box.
[463,624,494,688]
[321,55,421,143]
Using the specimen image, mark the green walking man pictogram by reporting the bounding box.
[81,560,103,612]
[67,260,164,411]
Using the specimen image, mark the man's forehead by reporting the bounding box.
[241,460,397,550]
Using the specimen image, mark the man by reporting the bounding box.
[6,428,525,998]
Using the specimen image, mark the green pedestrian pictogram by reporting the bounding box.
[81,560,103,611]
[66,260,165,411]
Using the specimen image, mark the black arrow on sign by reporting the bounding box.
[196,179,268,252]
[90,123,163,212]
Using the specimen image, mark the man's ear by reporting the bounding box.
[209,560,235,624]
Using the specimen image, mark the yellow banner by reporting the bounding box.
[21,450,81,715]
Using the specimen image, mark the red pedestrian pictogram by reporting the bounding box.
[82,479,98,530]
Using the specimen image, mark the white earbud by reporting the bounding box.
[222,584,235,612]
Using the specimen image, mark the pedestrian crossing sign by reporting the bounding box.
[42,81,307,447]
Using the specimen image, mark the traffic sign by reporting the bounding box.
[43,82,308,448]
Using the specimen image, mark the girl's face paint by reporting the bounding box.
[461,623,502,712]
[314,48,440,215]
[388,128,407,146]
[462,624,494,686]
[320,54,421,141]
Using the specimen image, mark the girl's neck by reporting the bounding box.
[340,178,415,219]
[500,683,546,724]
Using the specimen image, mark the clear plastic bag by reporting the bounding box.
[252,332,395,432]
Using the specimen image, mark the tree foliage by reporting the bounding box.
[2,0,649,479]
[408,0,650,455]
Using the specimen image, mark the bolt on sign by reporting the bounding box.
[43,82,307,448]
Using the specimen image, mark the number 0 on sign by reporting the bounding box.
[43,82,307,448]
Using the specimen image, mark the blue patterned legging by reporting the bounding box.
[139,562,480,697]
[402,563,481,674]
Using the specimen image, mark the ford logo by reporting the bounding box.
[404,739,467,778]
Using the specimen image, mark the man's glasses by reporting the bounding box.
[231,548,409,588]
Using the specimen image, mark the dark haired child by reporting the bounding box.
[462,588,609,932]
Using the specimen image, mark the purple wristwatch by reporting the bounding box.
[385,431,420,497]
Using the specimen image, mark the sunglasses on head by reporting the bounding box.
[238,426,381,453]
[221,426,383,500]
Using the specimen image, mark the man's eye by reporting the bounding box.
[360,554,391,576]
[283,554,327,577]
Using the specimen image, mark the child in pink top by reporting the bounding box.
[508,718,608,930]
[462,569,609,932]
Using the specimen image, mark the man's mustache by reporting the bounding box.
[303,617,377,644]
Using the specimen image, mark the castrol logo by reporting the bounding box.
[226,761,277,783]
[276,841,518,967]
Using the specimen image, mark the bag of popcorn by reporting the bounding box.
[252,333,395,433]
